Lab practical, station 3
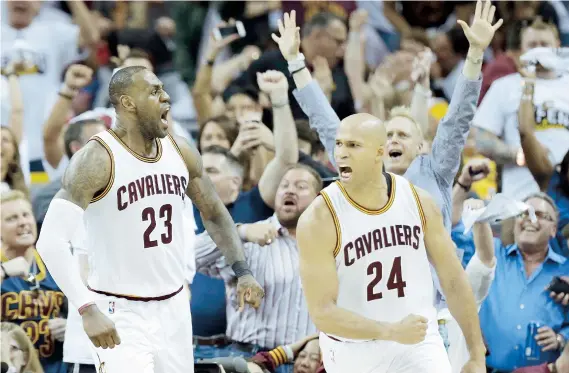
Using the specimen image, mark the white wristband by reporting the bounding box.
[282,345,295,362]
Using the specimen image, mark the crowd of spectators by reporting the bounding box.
[1,1,569,373]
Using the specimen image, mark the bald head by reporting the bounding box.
[339,113,386,145]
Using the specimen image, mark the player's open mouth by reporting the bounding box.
[160,107,170,126]
[389,150,403,160]
[339,166,352,180]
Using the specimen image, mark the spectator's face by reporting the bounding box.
[384,117,423,176]
[432,34,456,75]
[275,168,319,228]
[69,123,107,156]
[202,153,242,205]
[129,70,171,139]
[200,121,231,151]
[302,20,347,68]
[1,199,37,251]
[294,339,321,373]
[0,332,25,373]
[8,1,40,29]
[1,128,16,177]
[514,198,557,251]
[123,57,153,72]
[226,94,261,122]
[521,28,559,54]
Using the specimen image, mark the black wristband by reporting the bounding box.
[457,180,470,192]
[232,260,252,278]
[290,66,306,75]
[206,59,215,66]
[58,91,75,100]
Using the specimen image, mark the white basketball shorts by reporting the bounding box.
[89,288,193,373]
[319,321,451,373]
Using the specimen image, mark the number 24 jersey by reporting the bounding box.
[320,174,437,340]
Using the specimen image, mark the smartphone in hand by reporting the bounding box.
[213,21,246,41]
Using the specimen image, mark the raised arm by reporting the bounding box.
[173,135,264,310]
[518,73,554,190]
[272,11,340,170]
[463,198,497,307]
[36,140,120,348]
[297,197,426,343]
[43,65,93,169]
[430,0,501,183]
[417,187,486,368]
[67,0,100,49]
[257,70,299,208]
[451,158,491,227]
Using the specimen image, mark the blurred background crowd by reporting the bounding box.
[1,1,568,373]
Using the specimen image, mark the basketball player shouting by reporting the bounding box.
[36,66,264,373]
[296,113,485,373]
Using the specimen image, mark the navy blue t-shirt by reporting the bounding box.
[1,251,67,373]
[191,186,273,336]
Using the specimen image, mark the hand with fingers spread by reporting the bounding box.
[271,11,301,61]
[457,0,504,52]
[81,304,121,349]
[535,326,560,352]
[236,273,264,311]
[206,20,241,62]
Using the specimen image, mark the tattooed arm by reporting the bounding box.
[474,128,521,166]
[174,135,264,309]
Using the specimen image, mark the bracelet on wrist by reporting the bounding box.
[231,260,252,278]
[457,180,470,192]
[289,66,306,75]
[466,54,483,65]
[206,59,215,67]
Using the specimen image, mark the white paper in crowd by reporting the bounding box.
[462,194,537,234]
[520,47,569,75]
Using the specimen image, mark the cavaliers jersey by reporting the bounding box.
[1,250,67,373]
[83,130,189,298]
[320,174,437,341]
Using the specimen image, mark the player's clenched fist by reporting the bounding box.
[81,304,121,349]
[236,274,265,311]
[64,64,93,91]
[391,314,428,344]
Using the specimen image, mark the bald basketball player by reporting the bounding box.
[37,66,264,373]
[297,113,486,373]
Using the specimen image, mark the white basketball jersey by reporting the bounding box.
[84,130,190,298]
[320,174,437,341]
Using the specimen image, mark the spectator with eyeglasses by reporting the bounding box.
[1,191,67,373]
[476,192,569,372]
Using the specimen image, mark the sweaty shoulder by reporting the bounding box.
[297,195,338,256]
[58,139,113,210]
[169,134,201,179]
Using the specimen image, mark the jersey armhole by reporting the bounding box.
[167,133,187,166]
[320,191,342,258]
[409,184,427,232]
[89,137,115,204]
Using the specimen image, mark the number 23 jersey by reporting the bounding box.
[83,130,190,298]
[320,174,436,337]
